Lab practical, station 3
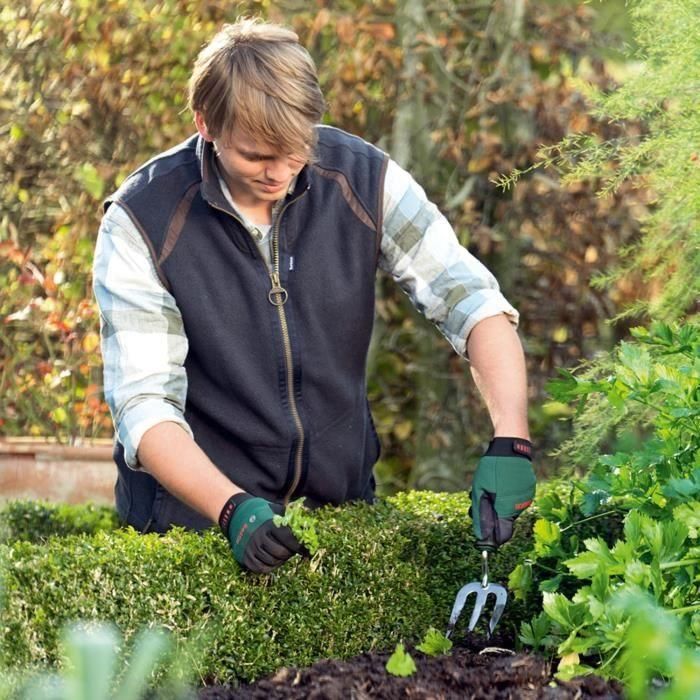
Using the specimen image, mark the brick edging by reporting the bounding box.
[0,439,114,460]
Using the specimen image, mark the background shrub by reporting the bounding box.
[0,501,118,545]
[0,0,645,490]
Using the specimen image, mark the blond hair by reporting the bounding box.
[188,18,326,155]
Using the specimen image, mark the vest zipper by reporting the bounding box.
[268,192,308,506]
[208,189,308,506]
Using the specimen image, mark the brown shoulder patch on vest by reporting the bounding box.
[159,181,200,265]
[311,164,376,231]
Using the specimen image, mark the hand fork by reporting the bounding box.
[445,549,507,639]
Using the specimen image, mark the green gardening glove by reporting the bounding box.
[218,493,305,573]
[470,437,536,549]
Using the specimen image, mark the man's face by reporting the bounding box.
[207,122,307,210]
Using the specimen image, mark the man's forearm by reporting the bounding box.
[466,314,530,440]
[137,421,243,524]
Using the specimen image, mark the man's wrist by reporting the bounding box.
[492,426,530,441]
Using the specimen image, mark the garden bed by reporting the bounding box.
[199,637,624,699]
[1,492,689,697]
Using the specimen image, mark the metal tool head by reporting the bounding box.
[445,581,508,639]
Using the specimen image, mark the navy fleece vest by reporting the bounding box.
[106,127,389,532]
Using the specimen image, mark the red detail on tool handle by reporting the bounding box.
[513,440,532,457]
[515,500,533,511]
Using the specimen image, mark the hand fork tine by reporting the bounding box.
[445,550,508,639]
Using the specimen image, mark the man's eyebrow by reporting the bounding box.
[238,147,274,159]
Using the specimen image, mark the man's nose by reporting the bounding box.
[265,159,291,182]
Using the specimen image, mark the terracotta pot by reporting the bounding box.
[0,438,115,504]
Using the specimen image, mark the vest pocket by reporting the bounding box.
[304,401,380,505]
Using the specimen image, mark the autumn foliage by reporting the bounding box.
[1,1,646,485]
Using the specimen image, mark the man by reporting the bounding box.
[93,18,535,574]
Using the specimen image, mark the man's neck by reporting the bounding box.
[229,197,274,227]
[212,159,276,225]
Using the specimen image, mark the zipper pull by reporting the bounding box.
[268,272,288,306]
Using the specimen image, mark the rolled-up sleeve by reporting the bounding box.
[379,159,519,357]
[92,203,192,468]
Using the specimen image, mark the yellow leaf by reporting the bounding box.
[394,420,413,441]
[553,327,568,343]
[87,46,111,69]
[584,245,599,263]
[467,155,491,173]
[530,43,549,62]
[82,332,100,353]
[52,407,68,424]
[558,652,580,670]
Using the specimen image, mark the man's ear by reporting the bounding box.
[194,111,214,142]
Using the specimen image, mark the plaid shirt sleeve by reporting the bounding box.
[92,203,192,469]
[379,159,519,357]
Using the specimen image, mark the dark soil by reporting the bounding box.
[198,639,624,699]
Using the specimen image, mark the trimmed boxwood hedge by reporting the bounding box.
[0,501,119,545]
[0,492,535,683]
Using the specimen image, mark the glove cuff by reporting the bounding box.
[485,437,533,461]
[218,492,253,536]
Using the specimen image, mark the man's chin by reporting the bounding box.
[263,191,288,200]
